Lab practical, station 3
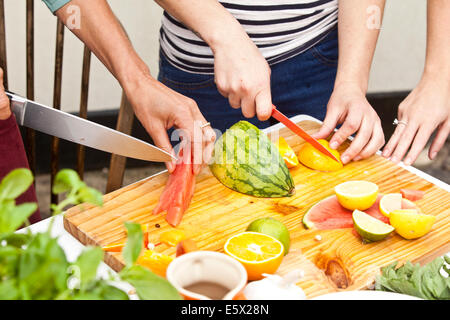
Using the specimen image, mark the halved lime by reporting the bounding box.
[352,210,394,242]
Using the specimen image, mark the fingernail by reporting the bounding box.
[404,158,412,166]
[391,156,398,163]
[341,155,349,164]
[382,150,389,157]
[354,156,361,161]
[430,152,437,160]
[330,141,338,149]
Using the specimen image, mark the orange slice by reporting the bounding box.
[224,232,284,280]
[159,229,186,246]
[276,137,299,168]
[137,250,174,277]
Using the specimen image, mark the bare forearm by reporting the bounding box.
[335,0,386,92]
[55,0,152,93]
[423,0,450,82]
[155,0,247,52]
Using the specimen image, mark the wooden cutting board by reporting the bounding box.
[63,120,450,298]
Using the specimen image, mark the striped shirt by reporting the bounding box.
[160,0,338,74]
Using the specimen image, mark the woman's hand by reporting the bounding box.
[212,31,273,121]
[0,68,11,120]
[382,76,450,165]
[313,82,385,164]
[125,74,216,175]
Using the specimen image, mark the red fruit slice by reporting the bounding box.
[303,195,389,230]
[400,189,424,201]
[153,148,196,227]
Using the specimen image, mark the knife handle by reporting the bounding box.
[4,91,27,125]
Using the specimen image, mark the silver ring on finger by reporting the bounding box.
[393,118,407,126]
[200,122,211,129]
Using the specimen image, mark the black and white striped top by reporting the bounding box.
[160,0,338,74]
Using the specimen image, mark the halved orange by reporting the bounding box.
[224,232,284,280]
[276,137,299,168]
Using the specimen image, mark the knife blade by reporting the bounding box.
[271,105,340,163]
[6,91,176,163]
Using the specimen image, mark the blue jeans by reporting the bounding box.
[158,28,338,133]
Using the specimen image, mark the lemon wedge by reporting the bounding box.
[389,209,436,240]
[379,193,403,217]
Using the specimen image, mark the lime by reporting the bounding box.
[335,181,379,211]
[246,217,290,255]
[379,193,403,217]
[352,210,394,242]
[389,209,436,240]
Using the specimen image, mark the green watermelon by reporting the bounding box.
[209,121,295,198]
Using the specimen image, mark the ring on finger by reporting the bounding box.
[393,118,408,126]
[200,122,211,129]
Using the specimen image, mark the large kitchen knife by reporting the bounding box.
[6,91,176,163]
[271,105,340,162]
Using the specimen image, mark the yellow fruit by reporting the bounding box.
[159,229,186,246]
[276,137,299,168]
[389,210,436,240]
[137,250,174,277]
[298,139,343,172]
[379,193,403,217]
[224,232,284,281]
[335,181,379,211]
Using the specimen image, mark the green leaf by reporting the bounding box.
[122,222,143,267]
[0,201,37,234]
[120,265,182,300]
[73,246,104,288]
[375,257,450,300]
[77,186,103,207]
[0,279,19,300]
[17,232,70,299]
[52,169,83,194]
[0,168,33,201]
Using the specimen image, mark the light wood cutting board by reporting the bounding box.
[63,120,450,298]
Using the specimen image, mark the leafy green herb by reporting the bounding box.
[375,256,450,300]
[122,222,143,267]
[51,169,103,215]
[120,265,182,300]
[0,168,181,300]
[0,168,33,201]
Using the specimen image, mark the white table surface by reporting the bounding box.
[21,115,450,297]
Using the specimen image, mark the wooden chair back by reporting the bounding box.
[0,0,134,206]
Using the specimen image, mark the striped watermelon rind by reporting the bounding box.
[209,121,295,198]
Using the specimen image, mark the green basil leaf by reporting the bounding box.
[120,265,181,300]
[52,169,83,194]
[0,201,37,234]
[74,246,104,287]
[77,186,103,207]
[0,279,19,300]
[122,222,143,267]
[0,168,33,202]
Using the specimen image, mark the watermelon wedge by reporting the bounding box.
[153,148,196,227]
[400,189,425,201]
[303,195,389,230]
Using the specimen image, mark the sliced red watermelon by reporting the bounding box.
[400,189,425,201]
[153,148,196,227]
[303,195,389,230]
